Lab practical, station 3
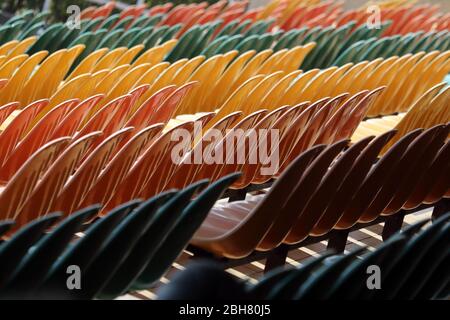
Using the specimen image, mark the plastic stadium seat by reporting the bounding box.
[0,138,70,219]
[79,124,164,212]
[0,99,79,181]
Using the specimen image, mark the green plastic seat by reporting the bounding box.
[38,201,143,299]
[234,34,260,53]
[0,215,60,290]
[399,222,450,299]
[77,193,175,300]
[266,253,335,300]
[111,16,134,32]
[254,33,279,52]
[0,25,14,44]
[144,25,171,49]
[187,22,221,58]
[320,25,355,68]
[230,20,252,36]
[165,25,203,62]
[159,24,182,44]
[128,15,151,29]
[73,29,108,65]
[113,27,141,49]
[215,19,239,38]
[329,235,407,300]
[360,36,389,61]
[301,26,336,70]
[415,235,449,299]
[57,27,82,50]
[5,10,32,27]
[273,29,301,51]
[1,208,96,298]
[98,14,120,30]
[82,18,103,32]
[23,11,50,30]
[0,221,13,238]
[18,21,45,41]
[213,34,243,55]
[380,213,450,299]
[45,26,70,53]
[99,182,208,299]
[247,268,295,299]
[243,19,273,38]
[395,32,423,56]
[183,25,216,59]
[426,31,450,52]
[294,248,366,300]
[132,173,241,290]
[96,28,124,49]
[3,20,26,43]
[27,23,65,54]
[0,221,14,238]
[336,23,376,56]
[305,24,352,69]
[333,38,377,66]
[331,219,429,300]
[200,35,230,58]
[128,26,154,47]
[142,14,164,28]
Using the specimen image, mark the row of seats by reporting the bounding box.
[2,9,449,71]
[334,2,450,35]
[353,83,450,152]
[192,125,450,258]
[0,174,239,299]
[176,51,450,116]
[1,42,447,119]
[0,1,251,49]
[0,83,373,226]
[5,0,449,36]
[0,41,176,106]
[160,213,450,300]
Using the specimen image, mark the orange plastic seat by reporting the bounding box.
[50,95,104,139]
[51,128,134,215]
[0,99,79,181]
[76,95,132,139]
[0,102,20,127]
[15,132,102,226]
[102,122,195,213]
[79,124,165,213]
[164,111,243,190]
[190,144,327,259]
[0,100,48,167]
[125,86,178,132]
[0,138,71,220]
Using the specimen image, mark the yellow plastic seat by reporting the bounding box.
[66,48,109,82]
[0,54,29,79]
[92,47,128,72]
[132,39,178,66]
[0,51,48,105]
[207,50,256,108]
[115,45,145,66]
[5,37,38,59]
